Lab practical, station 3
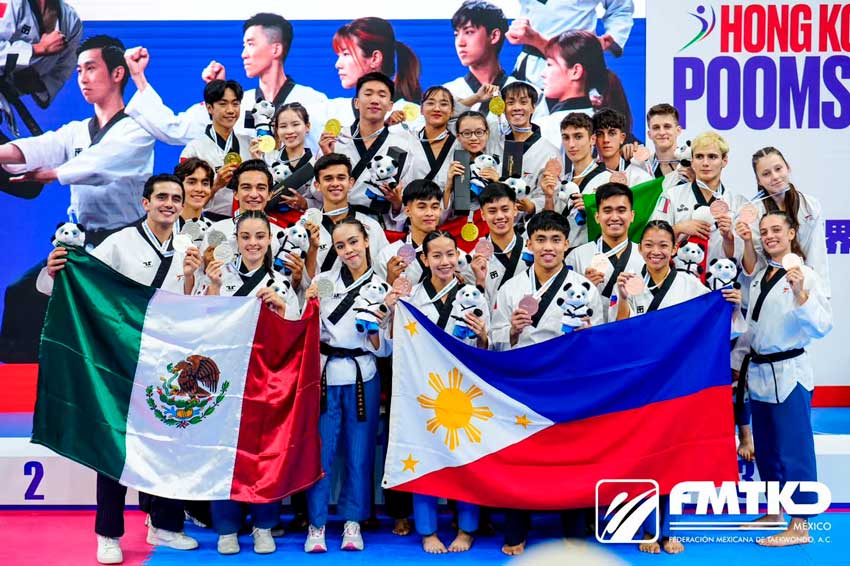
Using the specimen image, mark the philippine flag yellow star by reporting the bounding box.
[401,453,419,472]
[404,319,419,336]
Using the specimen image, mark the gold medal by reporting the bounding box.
[402,103,419,122]
[489,95,505,116]
[324,118,342,137]
[257,135,276,153]
[223,152,242,166]
[461,222,479,242]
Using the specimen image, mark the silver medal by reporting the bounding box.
[180,221,202,240]
[172,234,192,253]
[213,242,235,263]
[207,229,227,247]
[316,278,335,299]
[303,208,323,226]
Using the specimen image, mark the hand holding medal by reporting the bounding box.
[624,275,645,296]
[401,103,419,131]
[324,118,342,137]
[223,152,242,166]
[709,199,729,220]
[213,242,235,264]
[781,253,802,270]
[172,234,193,253]
[302,208,323,227]
[489,94,505,116]
[737,202,758,225]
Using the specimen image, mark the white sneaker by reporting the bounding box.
[96,535,123,564]
[304,524,327,553]
[185,510,209,529]
[146,525,199,550]
[252,527,276,554]
[341,521,364,551]
[217,533,240,555]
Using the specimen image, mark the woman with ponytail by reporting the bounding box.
[323,17,423,130]
[743,147,829,292]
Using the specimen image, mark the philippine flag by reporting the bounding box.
[383,293,739,509]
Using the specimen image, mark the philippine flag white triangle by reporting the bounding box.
[383,301,554,489]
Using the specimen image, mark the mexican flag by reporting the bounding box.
[583,177,665,242]
[32,247,322,502]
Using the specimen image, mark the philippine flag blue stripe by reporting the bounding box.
[403,291,732,424]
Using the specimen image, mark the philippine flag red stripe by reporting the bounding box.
[392,385,737,510]
[230,300,323,502]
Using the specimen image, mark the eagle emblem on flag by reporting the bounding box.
[145,355,230,428]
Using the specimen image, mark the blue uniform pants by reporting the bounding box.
[751,383,818,518]
[413,495,478,536]
[307,376,380,527]
[211,500,280,535]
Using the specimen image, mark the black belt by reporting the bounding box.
[737,347,805,406]
[320,343,370,421]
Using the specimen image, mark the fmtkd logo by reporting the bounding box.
[595,479,659,544]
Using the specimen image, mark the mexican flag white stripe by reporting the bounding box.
[120,292,260,499]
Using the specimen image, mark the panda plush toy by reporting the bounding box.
[556,181,586,226]
[470,154,500,195]
[364,154,398,202]
[273,223,310,275]
[270,161,292,187]
[706,257,740,290]
[448,284,487,341]
[251,100,275,138]
[674,241,705,277]
[265,277,293,299]
[556,281,594,333]
[353,280,390,334]
[269,161,294,211]
[52,222,86,247]
[504,177,530,201]
[674,140,692,169]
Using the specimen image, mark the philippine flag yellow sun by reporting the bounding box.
[417,367,493,451]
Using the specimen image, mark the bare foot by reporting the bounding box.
[422,534,447,554]
[639,533,660,554]
[448,530,473,552]
[741,514,784,529]
[393,518,411,536]
[757,518,810,547]
[501,541,526,556]
[663,537,684,554]
[737,425,755,462]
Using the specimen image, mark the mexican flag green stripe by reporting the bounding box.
[34,249,156,480]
